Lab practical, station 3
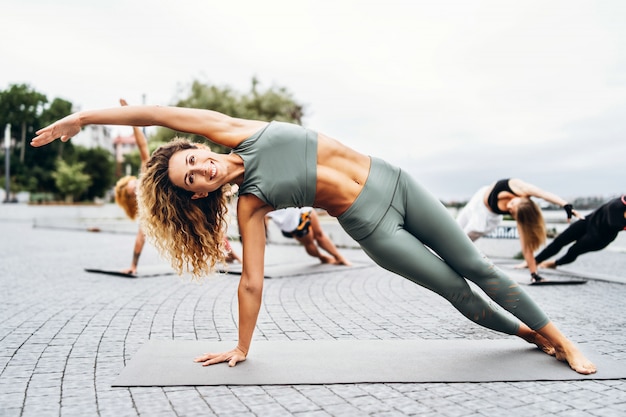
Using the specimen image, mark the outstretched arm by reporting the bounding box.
[509,178,582,221]
[31,106,267,149]
[119,99,150,169]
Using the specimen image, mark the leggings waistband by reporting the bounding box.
[337,157,401,242]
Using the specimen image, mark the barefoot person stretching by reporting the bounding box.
[457,178,582,283]
[266,207,351,265]
[532,195,626,269]
[31,105,596,374]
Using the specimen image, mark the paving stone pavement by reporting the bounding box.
[1,204,625,417]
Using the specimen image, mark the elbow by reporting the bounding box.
[239,276,263,297]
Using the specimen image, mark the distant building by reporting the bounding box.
[112,133,140,177]
[72,125,114,153]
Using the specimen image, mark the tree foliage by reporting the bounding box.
[0,84,48,162]
[0,84,76,195]
[0,84,116,200]
[52,159,92,203]
[71,147,115,200]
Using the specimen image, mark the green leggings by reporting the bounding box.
[338,158,549,334]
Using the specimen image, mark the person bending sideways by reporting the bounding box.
[531,195,626,269]
[266,206,351,265]
[31,105,596,374]
[457,178,581,283]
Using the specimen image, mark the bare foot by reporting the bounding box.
[224,253,241,264]
[554,341,597,375]
[519,330,556,356]
[320,255,337,264]
[513,262,528,269]
[335,256,352,266]
[539,260,557,269]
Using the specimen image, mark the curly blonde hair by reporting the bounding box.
[137,138,230,279]
[114,175,138,220]
[515,198,546,252]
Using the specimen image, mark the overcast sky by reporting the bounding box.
[2,0,624,201]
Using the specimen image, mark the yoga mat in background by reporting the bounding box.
[85,264,175,278]
[495,263,588,286]
[219,261,370,278]
[112,339,624,386]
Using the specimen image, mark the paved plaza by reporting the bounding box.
[1,204,625,417]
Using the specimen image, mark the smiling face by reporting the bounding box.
[138,137,232,278]
[168,147,223,199]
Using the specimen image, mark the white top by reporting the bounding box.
[267,207,312,232]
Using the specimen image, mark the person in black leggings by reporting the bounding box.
[534,195,626,268]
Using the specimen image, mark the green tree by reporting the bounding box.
[0,84,47,162]
[71,146,115,200]
[27,98,76,193]
[0,85,74,194]
[243,76,304,123]
[52,159,92,203]
[151,78,305,153]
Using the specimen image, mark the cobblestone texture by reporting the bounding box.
[0,205,625,416]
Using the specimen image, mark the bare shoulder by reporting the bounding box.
[509,178,540,196]
[206,116,268,148]
[237,194,273,221]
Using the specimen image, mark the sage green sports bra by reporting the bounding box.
[233,121,318,209]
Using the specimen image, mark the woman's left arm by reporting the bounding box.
[194,194,271,367]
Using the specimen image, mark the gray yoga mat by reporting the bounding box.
[495,263,588,286]
[85,264,175,278]
[112,339,625,386]
[219,261,369,278]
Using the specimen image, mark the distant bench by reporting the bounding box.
[484,225,560,239]
[485,226,519,239]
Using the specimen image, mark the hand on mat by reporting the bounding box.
[194,346,247,367]
[530,272,546,283]
[120,267,137,275]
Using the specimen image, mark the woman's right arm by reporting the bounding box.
[509,178,582,221]
[31,106,266,149]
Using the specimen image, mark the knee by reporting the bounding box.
[453,254,499,283]
[439,282,474,304]
[312,229,327,241]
